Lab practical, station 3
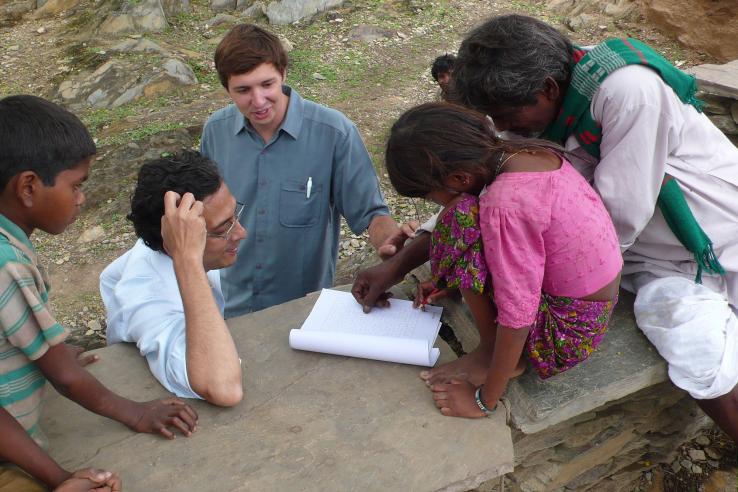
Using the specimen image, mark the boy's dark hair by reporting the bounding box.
[431,54,456,82]
[0,95,96,192]
[386,102,550,198]
[128,151,222,253]
[215,24,289,89]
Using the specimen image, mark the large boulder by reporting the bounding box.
[0,0,35,26]
[639,0,738,62]
[160,0,189,17]
[266,0,345,25]
[56,57,197,110]
[99,0,168,34]
[210,0,236,13]
[33,0,81,18]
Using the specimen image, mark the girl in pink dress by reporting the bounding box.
[385,103,622,418]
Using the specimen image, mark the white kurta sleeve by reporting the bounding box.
[590,65,685,251]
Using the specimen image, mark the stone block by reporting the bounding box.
[42,292,513,491]
[548,429,637,489]
[266,0,344,25]
[506,290,668,434]
[732,101,738,124]
[698,93,731,115]
[690,60,738,99]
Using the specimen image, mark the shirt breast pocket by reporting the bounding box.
[279,180,322,227]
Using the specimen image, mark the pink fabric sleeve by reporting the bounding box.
[480,207,548,328]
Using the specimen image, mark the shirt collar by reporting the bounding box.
[233,85,304,140]
[0,213,37,262]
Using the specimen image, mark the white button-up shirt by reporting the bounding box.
[100,239,225,399]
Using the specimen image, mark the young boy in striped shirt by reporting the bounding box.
[0,95,198,491]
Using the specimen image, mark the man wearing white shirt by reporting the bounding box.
[101,151,245,407]
[354,15,738,440]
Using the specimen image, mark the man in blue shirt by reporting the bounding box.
[201,24,400,317]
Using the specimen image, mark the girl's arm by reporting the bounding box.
[431,322,530,418]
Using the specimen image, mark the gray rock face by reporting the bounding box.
[160,0,189,17]
[567,12,597,31]
[348,24,396,42]
[203,13,237,27]
[210,0,236,13]
[266,0,345,25]
[99,0,168,34]
[56,57,197,110]
[240,0,266,18]
[0,0,35,26]
[690,60,738,99]
[110,38,169,55]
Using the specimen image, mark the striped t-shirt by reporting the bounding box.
[0,214,67,441]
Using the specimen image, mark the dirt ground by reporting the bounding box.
[0,0,734,489]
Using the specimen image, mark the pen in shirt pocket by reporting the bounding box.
[306,176,312,199]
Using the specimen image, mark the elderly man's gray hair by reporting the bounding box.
[452,14,574,112]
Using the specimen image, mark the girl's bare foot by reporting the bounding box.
[419,346,491,386]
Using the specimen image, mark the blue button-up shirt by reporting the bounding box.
[201,86,389,317]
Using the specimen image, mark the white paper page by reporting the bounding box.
[289,289,442,366]
[289,330,440,366]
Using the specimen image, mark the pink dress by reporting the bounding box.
[479,159,622,329]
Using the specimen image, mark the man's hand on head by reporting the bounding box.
[161,191,206,264]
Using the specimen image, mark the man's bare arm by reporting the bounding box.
[162,191,243,407]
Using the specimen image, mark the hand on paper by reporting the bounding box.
[431,379,488,418]
[351,263,400,313]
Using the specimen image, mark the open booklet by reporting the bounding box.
[289,289,443,366]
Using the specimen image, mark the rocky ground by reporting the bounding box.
[1,0,735,489]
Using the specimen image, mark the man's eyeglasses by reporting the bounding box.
[207,202,245,240]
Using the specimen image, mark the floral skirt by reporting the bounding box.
[526,294,617,379]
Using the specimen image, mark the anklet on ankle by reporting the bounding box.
[475,385,496,416]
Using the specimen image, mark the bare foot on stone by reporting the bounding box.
[420,349,528,386]
[420,346,491,386]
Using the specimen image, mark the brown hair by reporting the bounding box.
[214,24,289,89]
[385,102,558,198]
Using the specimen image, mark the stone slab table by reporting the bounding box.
[41,291,513,491]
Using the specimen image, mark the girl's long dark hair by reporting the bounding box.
[385,102,560,198]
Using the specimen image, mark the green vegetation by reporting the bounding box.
[186,59,220,86]
[98,121,186,147]
[82,106,137,135]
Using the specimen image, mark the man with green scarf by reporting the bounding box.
[353,15,738,440]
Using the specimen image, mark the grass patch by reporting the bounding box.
[0,81,24,98]
[289,48,340,90]
[82,106,137,135]
[186,59,220,86]
[98,121,186,147]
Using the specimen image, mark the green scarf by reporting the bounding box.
[543,38,724,283]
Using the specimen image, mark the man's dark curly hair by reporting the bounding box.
[128,150,222,253]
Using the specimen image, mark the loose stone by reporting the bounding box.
[688,449,707,461]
